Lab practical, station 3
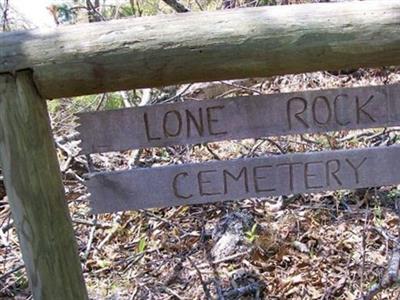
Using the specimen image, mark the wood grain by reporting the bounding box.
[1,0,400,99]
[0,71,88,300]
[87,145,400,213]
[78,84,400,153]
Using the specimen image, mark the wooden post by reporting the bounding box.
[0,71,88,300]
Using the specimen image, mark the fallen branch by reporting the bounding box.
[220,80,262,95]
[161,0,189,13]
[83,216,97,261]
[188,256,212,300]
[56,141,73,172]
[362,245,400,300]
[212,251,247,264]
[223,283,262,299]
[362,199,400,299]
[55,132,80,145]
[1,217,13,233]
[72,217,112,228]
[0,264,24,281]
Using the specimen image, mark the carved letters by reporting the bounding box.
[286,94,377,129]
[144,105,227,141]
[80,84,400,213]
[77,84,400,154]
[87,146,400,213]
[171,157,367,199]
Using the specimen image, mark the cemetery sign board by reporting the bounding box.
[87,145,400,213]
[78,84,400,154]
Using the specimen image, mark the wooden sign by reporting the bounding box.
[87,145,400,213]
[78,84,400,154]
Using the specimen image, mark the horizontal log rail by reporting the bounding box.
[1,0,400,99]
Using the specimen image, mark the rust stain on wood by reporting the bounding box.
[77,84,400,154]
[87,145,400,213]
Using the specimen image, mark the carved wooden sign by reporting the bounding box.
[87,145,400,213]
[78,84,400,154]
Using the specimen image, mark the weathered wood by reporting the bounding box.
[1,0,400,99]
[88,145,400,213]
[0,71,88,300]
[78,84,400,153]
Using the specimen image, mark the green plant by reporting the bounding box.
[388,189,400,200]
[47,99,61,114]
[373,205,383,226]
[104,93,124,110]
[258,0,277,6]
[137,236,147,253]
[15,270,29,289]
[97,259,111,269]
[245,223,259,243]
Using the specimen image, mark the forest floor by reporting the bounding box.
[2,68,400,299]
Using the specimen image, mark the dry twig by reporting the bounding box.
[362,199,400,299]
[161,0,189,13]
